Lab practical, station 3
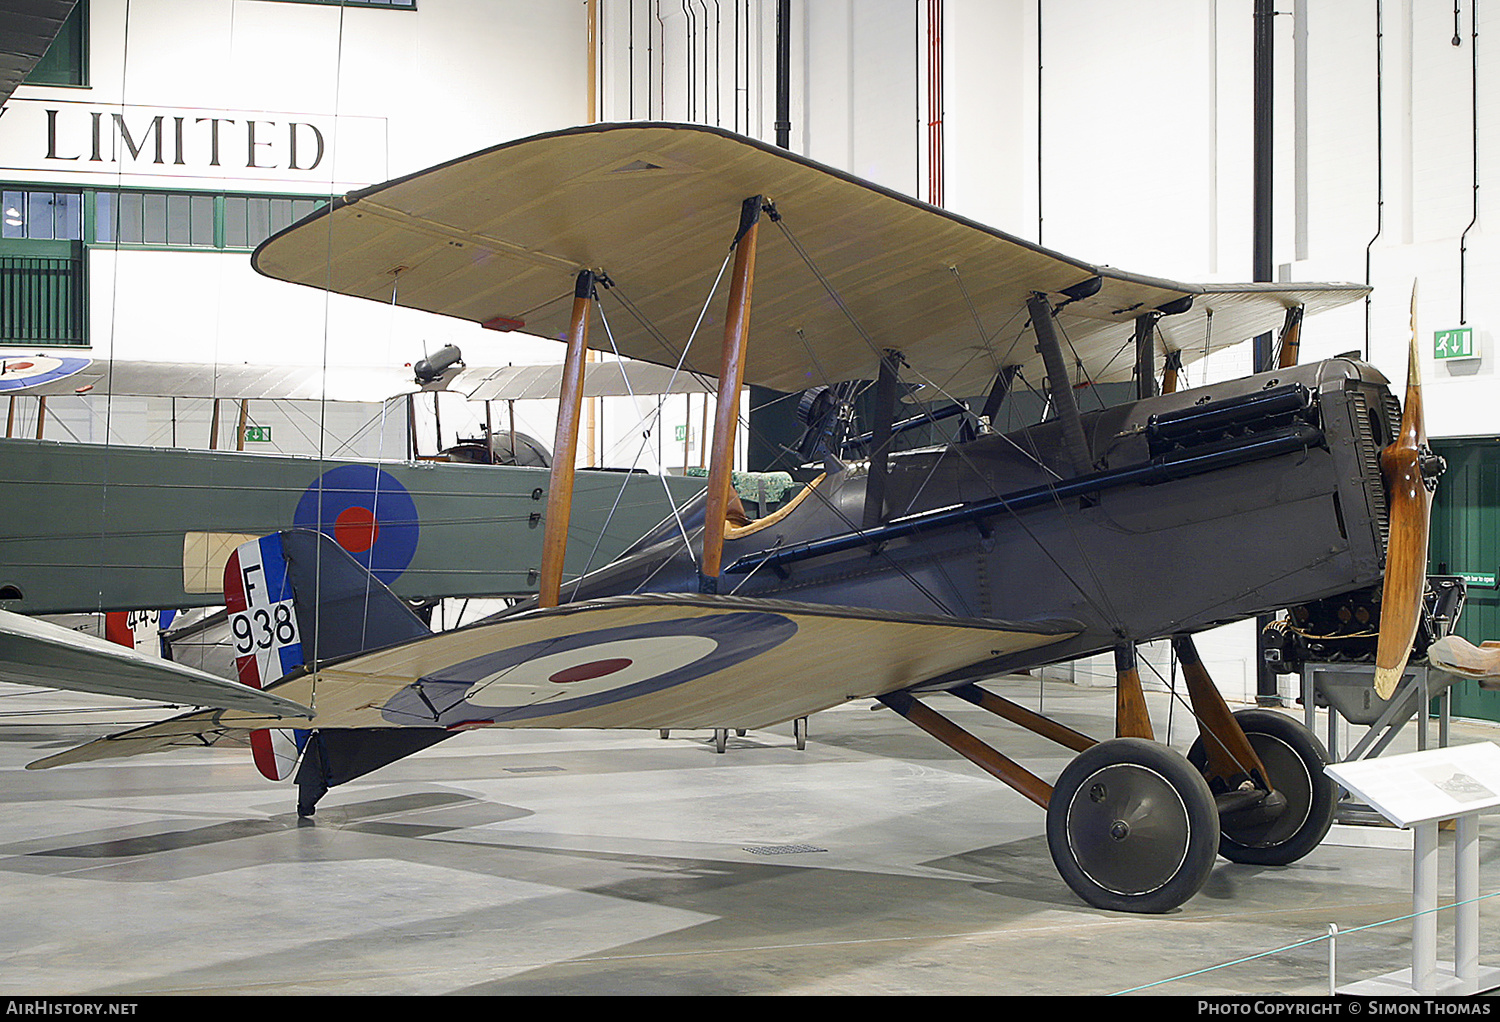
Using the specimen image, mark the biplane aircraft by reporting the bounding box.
[5,122,1449,914]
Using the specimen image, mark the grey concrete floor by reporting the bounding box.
[0,676,1497,997]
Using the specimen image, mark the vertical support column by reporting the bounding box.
[700,196,763,594]
[1113,643,1154,740]
[1413,820,1439,993]
[1134,312,1161,400]
[538,269,597,609]
[236,399,250,452]
[5,396,14,438]
[1162,349,1184,395]
[1276,305,1305,369]
[507,399,517,465]
[33,396,46,440]
[980,364,1018,429]
[210,398,221,450]
[1027,291,1091,479]
[863,349,901,530]
[1173,634,1270,786]
[1456,814,1480,985]
[406,395,418,460]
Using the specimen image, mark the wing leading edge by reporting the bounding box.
[28,593,1079,769]
[252,121,1368,398]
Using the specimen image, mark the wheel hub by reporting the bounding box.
[1066,762,1191,896]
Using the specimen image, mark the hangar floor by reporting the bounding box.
[1,675,1497,997]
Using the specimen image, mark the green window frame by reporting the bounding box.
[92,189,327,251]
[1,187,87,346]
[1,181,327,347]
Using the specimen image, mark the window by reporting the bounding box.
[24,0,88,88]
[222,195,323,248]
[94,190,325,249]
[1,188,86,345]
[2,190,83,241]
[1,182,325,347]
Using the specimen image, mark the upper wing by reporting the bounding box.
[0,607,312,718]
[0,354,716,402]
[253,121,1368,398]
[0,356,413,402]
[29,593,1078,767]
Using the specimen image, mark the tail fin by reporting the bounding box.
[223,529,432,781]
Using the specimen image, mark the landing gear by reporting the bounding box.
[1046,738,1220,913]
[1187,709,1336,866]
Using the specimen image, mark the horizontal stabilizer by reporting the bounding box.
[0,608,313,718]
[27,706,259,770]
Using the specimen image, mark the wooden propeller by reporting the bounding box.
[1373,287,1439,698]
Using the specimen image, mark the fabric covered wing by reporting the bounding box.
[0,608,312,718]
[28,594,1077,768]
[252,121,1367,398]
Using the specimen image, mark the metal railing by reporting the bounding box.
[0,256,86,345]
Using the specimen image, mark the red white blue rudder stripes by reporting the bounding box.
[224,533,308,781]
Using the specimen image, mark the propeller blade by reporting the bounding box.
[1373,287,1433,699]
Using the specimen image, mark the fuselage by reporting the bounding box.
[553,357,1398,688]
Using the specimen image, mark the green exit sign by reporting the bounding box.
[1457,571,1497,589]
[1434,327,1478,361]
[243,425,272,443]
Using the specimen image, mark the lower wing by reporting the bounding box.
[29,593,1079,769]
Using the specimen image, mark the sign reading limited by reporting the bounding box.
[0,99,386,187]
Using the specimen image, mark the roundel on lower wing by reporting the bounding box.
[293,464,419,585]
[0,355,91,393]
[379,612,799,727]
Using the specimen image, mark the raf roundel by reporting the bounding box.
[293,464,419,585]
[380,612,799,728]
[0,355,91,393]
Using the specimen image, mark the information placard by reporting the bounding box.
[1326,742,1500,828]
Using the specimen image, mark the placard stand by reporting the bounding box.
[1327,743,1500,995]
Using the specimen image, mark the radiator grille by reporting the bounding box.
[1351,390,1391,563]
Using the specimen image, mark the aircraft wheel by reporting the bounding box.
[1188,709,1336,866]
[1046,738,1219,913]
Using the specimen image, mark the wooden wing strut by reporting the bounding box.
[538,270,596,608]
[700,196,763,593]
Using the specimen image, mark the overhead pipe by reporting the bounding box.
[1037,0,1043,242]
[1252,0,1275,374]
[1460,0,1479,325]
[1365,0,1384,360]
[927,0,945,208]
[775,0,790,148]
[1253,0,1278,706]
[684,1,696,121]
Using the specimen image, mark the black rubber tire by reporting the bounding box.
[1188,709,1336,866]
[1046,738,1220,914]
